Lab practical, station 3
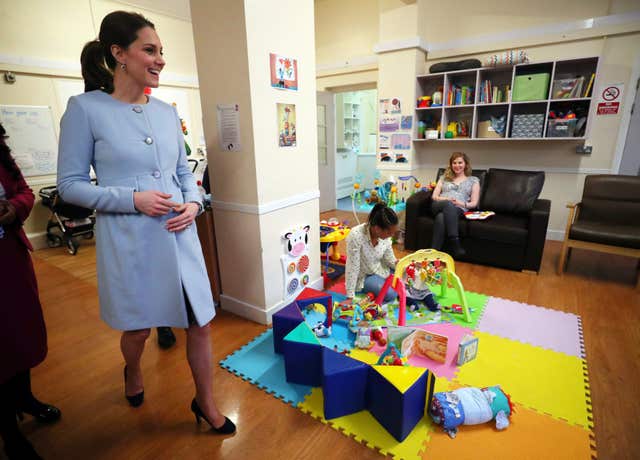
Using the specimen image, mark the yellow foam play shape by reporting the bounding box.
[348,349,381,365]
[455,331,592,428]
[371,365,428,394]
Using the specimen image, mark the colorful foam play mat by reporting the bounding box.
[220,287,596,459]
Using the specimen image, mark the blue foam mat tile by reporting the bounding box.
[220,329,312,407]
[326,290,347,302]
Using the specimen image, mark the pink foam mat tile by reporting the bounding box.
[478,297,584,358]
[408,322,474,380]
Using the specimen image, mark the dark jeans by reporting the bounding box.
[431,200,464,250]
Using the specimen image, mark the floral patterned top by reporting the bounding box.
[439,175,479,211]
[345,223,397,298]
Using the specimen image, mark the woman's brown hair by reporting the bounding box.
[80,11,155,93]
[443,152,472,181]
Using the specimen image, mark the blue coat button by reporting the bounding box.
[145,137,153,145]
[153,171,161,178]
[132,106,143,113]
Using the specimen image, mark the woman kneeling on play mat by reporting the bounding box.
[344,203,399,304]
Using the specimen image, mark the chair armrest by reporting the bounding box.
[405,189,433,250]
[524,198,551,271]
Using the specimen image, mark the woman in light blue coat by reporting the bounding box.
[57,11,235,434]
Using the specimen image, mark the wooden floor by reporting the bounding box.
[8,209,639,460]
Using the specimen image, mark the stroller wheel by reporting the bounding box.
[66,238,78,255]
[83,231,94,240]
[47,234,62,248]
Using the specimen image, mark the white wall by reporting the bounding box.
[0,0,204,246]
[313,0,640,239]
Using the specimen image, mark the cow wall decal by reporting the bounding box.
[281,225,311,300]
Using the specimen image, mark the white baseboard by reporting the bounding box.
[220,276,325,325]
[27,231,49,250]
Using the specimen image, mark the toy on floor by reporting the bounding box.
[456,334,478,365]
[312,321,331,338]
[376,342,405,366]
[376,249,472,326]
[401,329,448,363]
[320,218,350,283]
[354,322,373,349]
[429,385,513,438]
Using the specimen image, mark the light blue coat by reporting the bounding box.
[57,90,215,330]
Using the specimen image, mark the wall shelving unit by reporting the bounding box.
[414,56,600,142]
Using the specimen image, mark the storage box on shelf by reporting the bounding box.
[414,56,599,142]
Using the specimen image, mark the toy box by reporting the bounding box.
[546,118,577,137]
[511,113,544,138]
[512,73,550,101]
[477,120,503,138]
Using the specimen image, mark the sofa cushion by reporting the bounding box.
[570,222,640,249]
[466,214,529,245]
[481,169,544,214]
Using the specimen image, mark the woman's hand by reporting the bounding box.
[134,191,179,217]
[166,202,199,232]
[0,200,16,225]
[451,199,465,207]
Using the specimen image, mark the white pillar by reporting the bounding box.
[191,0,321,324]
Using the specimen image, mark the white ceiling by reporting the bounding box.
[113,0,192,22]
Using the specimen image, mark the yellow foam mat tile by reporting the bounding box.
[454,331,592,429]
[299,387,432,460]
[423,402,595,460]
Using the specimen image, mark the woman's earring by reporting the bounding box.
[120,63,126,71]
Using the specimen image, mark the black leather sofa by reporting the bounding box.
[405,168,550,272]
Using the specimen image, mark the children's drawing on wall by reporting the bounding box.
[270,53,298,91]
[401,115,413,130]
[379,152,392,162]
[395,153,408,163]
[277,103,297,147]
[379,134,390,149]
[379,98,401,115]
[391,133,411,150]
[379,115,399,132]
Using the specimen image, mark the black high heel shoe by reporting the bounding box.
[190,398,236,434]
[123,365,144,407]
[16,398,61,424]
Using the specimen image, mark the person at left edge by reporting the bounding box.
[0,123,61,460]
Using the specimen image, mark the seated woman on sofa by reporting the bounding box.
[431,152,480,258]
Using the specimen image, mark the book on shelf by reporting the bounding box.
[583,73,595,98]
[552,76,585,99]
[479,80,509,103]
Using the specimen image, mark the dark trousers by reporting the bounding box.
[431,200,464,250]
[0,370,31,445]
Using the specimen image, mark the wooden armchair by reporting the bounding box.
[557,175,640,286]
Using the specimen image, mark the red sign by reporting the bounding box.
[597,102,620,115]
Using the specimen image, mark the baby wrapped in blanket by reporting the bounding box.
[429,385,513,438]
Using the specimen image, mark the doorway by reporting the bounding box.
[334,88,378,211]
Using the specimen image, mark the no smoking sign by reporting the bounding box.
[597,83,624,115]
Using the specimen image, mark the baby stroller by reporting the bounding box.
[39,185,95,255]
